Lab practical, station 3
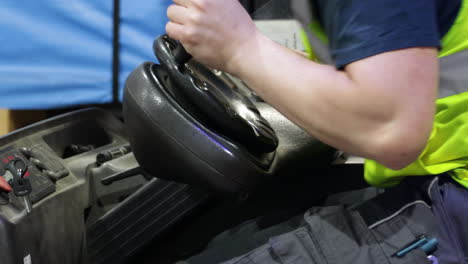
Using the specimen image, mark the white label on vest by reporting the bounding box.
[254,19,305,51]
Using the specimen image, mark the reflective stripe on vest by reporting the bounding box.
[291,0,333,64]
[440,0,468,58]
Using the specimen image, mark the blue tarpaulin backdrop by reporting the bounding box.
[0,0,170,109]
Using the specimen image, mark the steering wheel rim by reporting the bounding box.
[153,35,279,153]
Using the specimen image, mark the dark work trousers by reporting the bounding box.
[183,175,468,264]
[430,176,468,264]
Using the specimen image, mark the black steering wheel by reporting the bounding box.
[153,35,279,153]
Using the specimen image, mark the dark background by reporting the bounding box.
[240,0,290,18]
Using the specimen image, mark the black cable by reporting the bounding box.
[112,0,121,103]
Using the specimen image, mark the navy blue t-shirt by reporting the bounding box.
[315,0,461,68]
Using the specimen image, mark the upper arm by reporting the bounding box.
[345,47,439,108]
[313,0,444,168]
[345,47,439,169]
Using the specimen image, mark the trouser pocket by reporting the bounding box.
[221,226,327,264]
[363,203,433,264]
[305,204,433,264]
[305,205,391,264]
[430,177,468,264]
[222,203,432,264]
[220,177,444,264]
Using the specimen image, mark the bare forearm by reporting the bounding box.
[165,0,438,169]
[229,32,437,168]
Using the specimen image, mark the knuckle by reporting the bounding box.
[188,12,202,24]
[193,0,210,10]
[166,5,176,18]
[183,28,199,45]
[166,22,183,41]
[165,22,173,34]
[166,23,177,39]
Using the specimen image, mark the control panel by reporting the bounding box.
[0,108,209,264]
[0,108,131,264]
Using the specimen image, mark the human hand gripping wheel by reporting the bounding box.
[165,0,257,74]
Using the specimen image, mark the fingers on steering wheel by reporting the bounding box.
[167,4,190,25]
[166,21,185,42]
[173,0,191,8]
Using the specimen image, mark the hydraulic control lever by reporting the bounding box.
[100,167,142,185]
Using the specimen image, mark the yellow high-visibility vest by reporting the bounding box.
[299,0,468,188]
[365,0,468,188]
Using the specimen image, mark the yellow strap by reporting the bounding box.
[365,92,468,188]
[439,0,468,57]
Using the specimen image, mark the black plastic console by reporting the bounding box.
[0,108,210,264]
[0,103,334,264]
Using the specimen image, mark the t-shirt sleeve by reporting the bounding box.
[316,0,441,68]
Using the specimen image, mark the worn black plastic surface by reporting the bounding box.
[0,66,334,264]
[88,179,210,264]
[154,35,278,153]
[0,109,128,264]
[124,62,278,196]
[0,108,217,264]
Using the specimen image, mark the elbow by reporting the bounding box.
[369,119,433,170]
[376,144,424,170]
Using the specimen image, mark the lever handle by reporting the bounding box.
[173,42,192,65]
[101,167,142,185]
